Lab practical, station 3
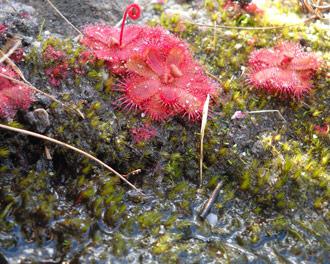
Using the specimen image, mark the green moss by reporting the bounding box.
[80,187,96,201]
[59,218,90,234]
[0,147,9,158]
[138,210,162,229]
[112,233,127,256]
[164,153,184,181]
[152,233,183,255]
[104,203,126,227]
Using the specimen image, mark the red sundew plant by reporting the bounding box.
[43,45,69,87]
[0,24,6,35]
[223,0,263,15]
[0,64,34,119]
[19,11,30,19]
[44,62,69,87]
[130,124,158,143]
[314,123,329,136]
[122,44,217,120]
[247,42,321,98]
[10,48,24,63]
[81,4,143,74]
[242,2,263,14]
[43,45,66,62]
[82,24,145,74]
[81,3,218,121]
[78,50,96,65]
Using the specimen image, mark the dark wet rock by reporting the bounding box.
[0,1,38,39]
[25,108,50,133]
[24,0,127,35]
[251,139,266,157]
[0,253,8,264]
[228,113,284,152]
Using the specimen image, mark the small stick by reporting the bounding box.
[200,181,223,219]
[0,123,143,195]
[247,110,286,122]
[311,1,330,9]
[206,71,221,83]
[301,101,312,109]
[200,94,210,187]
[44,146,52,160]
[45,0,83,36]
[123,169,142,178]
[186,16,318,31]
[0,40,21,64]
[212,21,217,49]
[0,48,30,84]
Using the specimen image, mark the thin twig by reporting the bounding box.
[0,123,143,194]
[45,0,83,36]
[247,110,286,122]
[206,71,221,83]
[187,16,318,31]
[200,181,223,219]
[3,0,18,13]
[213,21,217,49]
[303,0,330,18]
[123,169,142,178]
[0,48,33,87]
[200,94,210,187]
[0,40,21,64]
[310,1,330,9]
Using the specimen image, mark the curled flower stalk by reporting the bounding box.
[119,3,141,47]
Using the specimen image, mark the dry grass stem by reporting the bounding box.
[0,50,29,84]
[248,110,286,122]
[206,71,221,83]
[44,146,52,160]
[45,0,83,36]
[0,123,143,194]
[0,40,21,64]
[187,16,318,31]
[200,181,223,219]
[200,94,210,187]
[302,0,330,18]
[123,169,142,178]
[213,21,217,49]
